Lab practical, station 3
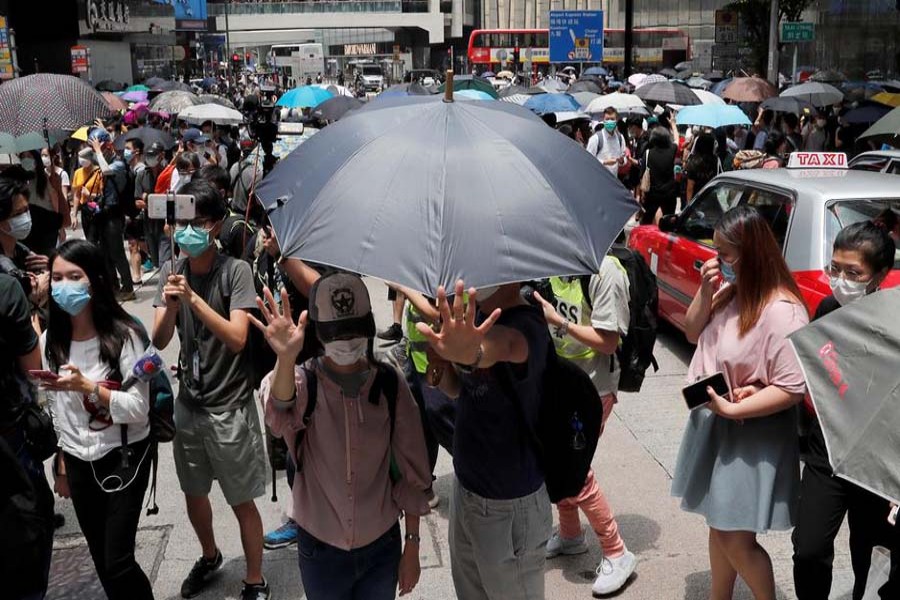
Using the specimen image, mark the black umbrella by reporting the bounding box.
[500,85,543,98]
[152,80,193,93]
[95,80,125,92]
[312,95,363,122]
[144,77,166,88]
[659,68,679,78]
[761,96,816,115]
[114,127,176,151]
[255,95,637,295]
[635,81,701,106]
[0,73,112,136]
[675,60,693,72]
[568,80,603,94]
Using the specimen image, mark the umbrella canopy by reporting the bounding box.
[524,93,581,115]
[761,96,816,115]
[254,95,637,295]
[143,78,165,88]
[809,69,845,83]
[675,104,751,128]
[569,80,603,94]
[197,94,236,109]
[149,91,200,114]
[583,66,608,77]
[312,95,363,121]
[378,82,433,98]
[781,82,844,107]
[178,103,245,126]
[102,92,128,112]
[636,74,669,88]
[723,77,777,102]
[114,127,176,151]
[673,70,693,81]
[438,75,500,99]
[788,289,900,504]
[121,90,148,104]
[456,89,497,101]
[675,61,693,72]
[635,81,700,106]
[0,73,112,136]
[685,76,712,90]
[585,92,647,115]
[572,91,600,107]
[552,111,591,124]
[152,80,193,93]
[658,68,678,79]
[276,86,334,109]
[710,77,733,97]
[692,89,727,106]
[872,92,900,108]
[499,85,537,98]
[536,78,569,93]
[859,106,900,140]
[96,80,125,92]
[481,71,496,78]
[320,84,355,98]
[843,102,893,125]
[125,84,150,93]
[15,131,67,153]
[499,93,532,106]
[627,73,649,87]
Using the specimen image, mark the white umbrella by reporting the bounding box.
[780,82,844,107]
[585,92,648,115]
[178,103,244,126]
[628,73,648,87]
[636,74,669,88]
[313,84,355,98]
[692,89,727,106]
[499,93,531,106]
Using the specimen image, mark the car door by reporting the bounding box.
[658,181,745,329]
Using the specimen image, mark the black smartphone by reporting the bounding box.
[682,372,730,410]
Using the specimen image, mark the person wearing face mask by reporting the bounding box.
[586,108,627,176]
[151,180,271,600]
[674,206,809,600]
[41,147,70,206]
[124,139,150,285]
[792,221,899,600]
[71,147,103,237]
[258,272,432,600]
[139,143,167,268]
[19,149,69,257]
[803,113,828,152]
[40,239,154,600]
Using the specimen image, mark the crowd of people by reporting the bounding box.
[1,69,898,600]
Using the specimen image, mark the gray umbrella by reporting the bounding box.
[198,94,236,109]
[148,91,200,115]
[780,82,844,107]
[788,288,900,503]
[152,80,193,93]
[312,95,363,121]
[635,81,701,106]
[255,95,637,295]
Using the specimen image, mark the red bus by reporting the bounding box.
[467,28,691,70]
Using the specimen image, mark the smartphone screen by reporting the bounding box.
[682,372,729,410]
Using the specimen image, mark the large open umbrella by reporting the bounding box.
[102,92,128,112]
[692,89,727,106]
[121,90,148,104]
[585,92,648,115]
[843,102,892,125]
[276,86,334,109]
[636,74,669,88]
[480,71,496,79]
[569,80,603,94]
[499,93,532,106]
[152,80,193,93]
[583,66,608,77]
[685,76,712,90]
[148,91,200,114]
[179,103,245,126]
[675,104,751,128]
[859,105,900,140]
[254,94,637,295]
[572,91,600,108]
[524,93,581,115]
[788,289,900,504]
[126,84,150,93]
[197,94,236,109]
[871,92,900,108]
[809,70,845,83]
[723,77,777,102]
[499,85,540,98]
[635,81,700,106]
[312,95,363,121]
[780,82,844,107]
[0,73,112,136]
[114,127,176,151]
[761,96,816,115]
[536,78,569,93]
[437,75,499,99]
[456,89,497,101]
[659,67,679,79]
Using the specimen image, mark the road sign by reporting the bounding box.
[781,22,815,43]
[549,10,604,63]
[715,10,739,44]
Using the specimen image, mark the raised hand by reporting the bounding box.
[248,286,307,359]
[415,279,501,365]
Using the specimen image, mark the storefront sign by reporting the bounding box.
[84,0,131,33]
[344,43,377,56]
[0,16,12,80]
[175,0,207,32]
[71,45,90,74]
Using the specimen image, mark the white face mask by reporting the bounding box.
[41,156,52,169]
[323,338,368,366]
[829,277,869,306]
[79,158,92,168]
[2,211,32,240]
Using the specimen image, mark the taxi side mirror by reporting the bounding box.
[658,214,678,233]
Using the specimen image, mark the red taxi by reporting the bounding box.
[628,153,900,331]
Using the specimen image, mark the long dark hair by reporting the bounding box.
[711,206,804,336]
[27,150,48,198]
[45,240,142,371]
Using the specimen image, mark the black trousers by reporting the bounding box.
[793,421,900,599]
[91,211,133,293]
[64,438,154,600]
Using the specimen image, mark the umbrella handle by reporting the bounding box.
[444,70,454,103]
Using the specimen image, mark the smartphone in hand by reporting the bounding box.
[682,372,729,410]
[28,370,60,382]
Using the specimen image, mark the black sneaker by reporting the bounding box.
[181,549,224,598]
[241,579,271,600]
[377,323,403,342]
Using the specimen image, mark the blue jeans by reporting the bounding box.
[297,523,401,600]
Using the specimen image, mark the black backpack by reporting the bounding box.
[579,245,659,393]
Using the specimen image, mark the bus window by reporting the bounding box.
[473,33,487,47]
[535,32,548,46]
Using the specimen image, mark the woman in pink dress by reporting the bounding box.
[672,205,809,600]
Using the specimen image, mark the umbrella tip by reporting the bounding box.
[444,70,455,103]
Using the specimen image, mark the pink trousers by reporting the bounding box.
[556,394,625,558]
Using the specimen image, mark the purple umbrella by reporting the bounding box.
[122,90,148,103]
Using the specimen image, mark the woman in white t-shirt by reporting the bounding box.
[41,239,155,600]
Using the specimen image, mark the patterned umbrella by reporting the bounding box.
[635,74,669,88]
[198,94,236,109]
[148,91,200,114]
[635,81,701,106]
[102,92,128,112]
[499,93,532,106]
[0,73,112,136]
[723,77,778,102]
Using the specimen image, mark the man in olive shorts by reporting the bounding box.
[152,180,270,600]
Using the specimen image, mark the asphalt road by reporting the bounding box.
[45,272,857,600]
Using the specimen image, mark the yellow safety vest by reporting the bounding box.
[405,304,430,375]
[549,276,597,360]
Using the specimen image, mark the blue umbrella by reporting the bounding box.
[275,86,334,109]
[710,77,733,97]
[843,103,892,124]
[584,67,608,77]
[524,93,581,115]
[456,89,496,101]
[481,71,496,78]
[676,104,751,128]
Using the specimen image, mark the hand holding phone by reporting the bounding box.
[682,372,729,410]
[28,370,60,382]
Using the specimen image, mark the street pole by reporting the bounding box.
[792,44,798,85]
[224,6,231,79]
[767,0,780,85]
[624,0,634,78]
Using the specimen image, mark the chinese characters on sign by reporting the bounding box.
[85,0,131,33]
[71,46,90,75]
[549,10,604,64]
[0,16,12,80]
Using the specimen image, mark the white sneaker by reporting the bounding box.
[545,529,589,558]
[592,549,636,596]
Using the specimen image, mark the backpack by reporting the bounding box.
[104,163,137,217]
[733,149,766,170]
[579,245,660,393]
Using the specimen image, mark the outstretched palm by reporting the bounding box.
[248,287,307,358]
[416,279,501,365]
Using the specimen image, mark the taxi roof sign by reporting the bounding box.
[787,152,848,169]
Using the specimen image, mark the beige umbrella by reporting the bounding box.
[722,77,778,103]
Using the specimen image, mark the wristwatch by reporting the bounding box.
[554,319,570,339]
[404,533,421,544]
[87,384,101,405]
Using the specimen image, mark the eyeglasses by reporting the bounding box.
[175,218,214,229]
[824,265,870,283]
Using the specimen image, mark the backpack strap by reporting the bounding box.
[292,366,318,470]
[579,275,593,311]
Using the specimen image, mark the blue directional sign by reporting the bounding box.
[549,10,604,63]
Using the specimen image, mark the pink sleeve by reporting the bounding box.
[390,375,434,516]
[763,301,810,395]
[262,366,311,461]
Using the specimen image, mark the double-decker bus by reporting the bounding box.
[270,43,325,85]
[467,28,690,70]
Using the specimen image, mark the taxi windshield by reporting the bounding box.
[826,198,900,269]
